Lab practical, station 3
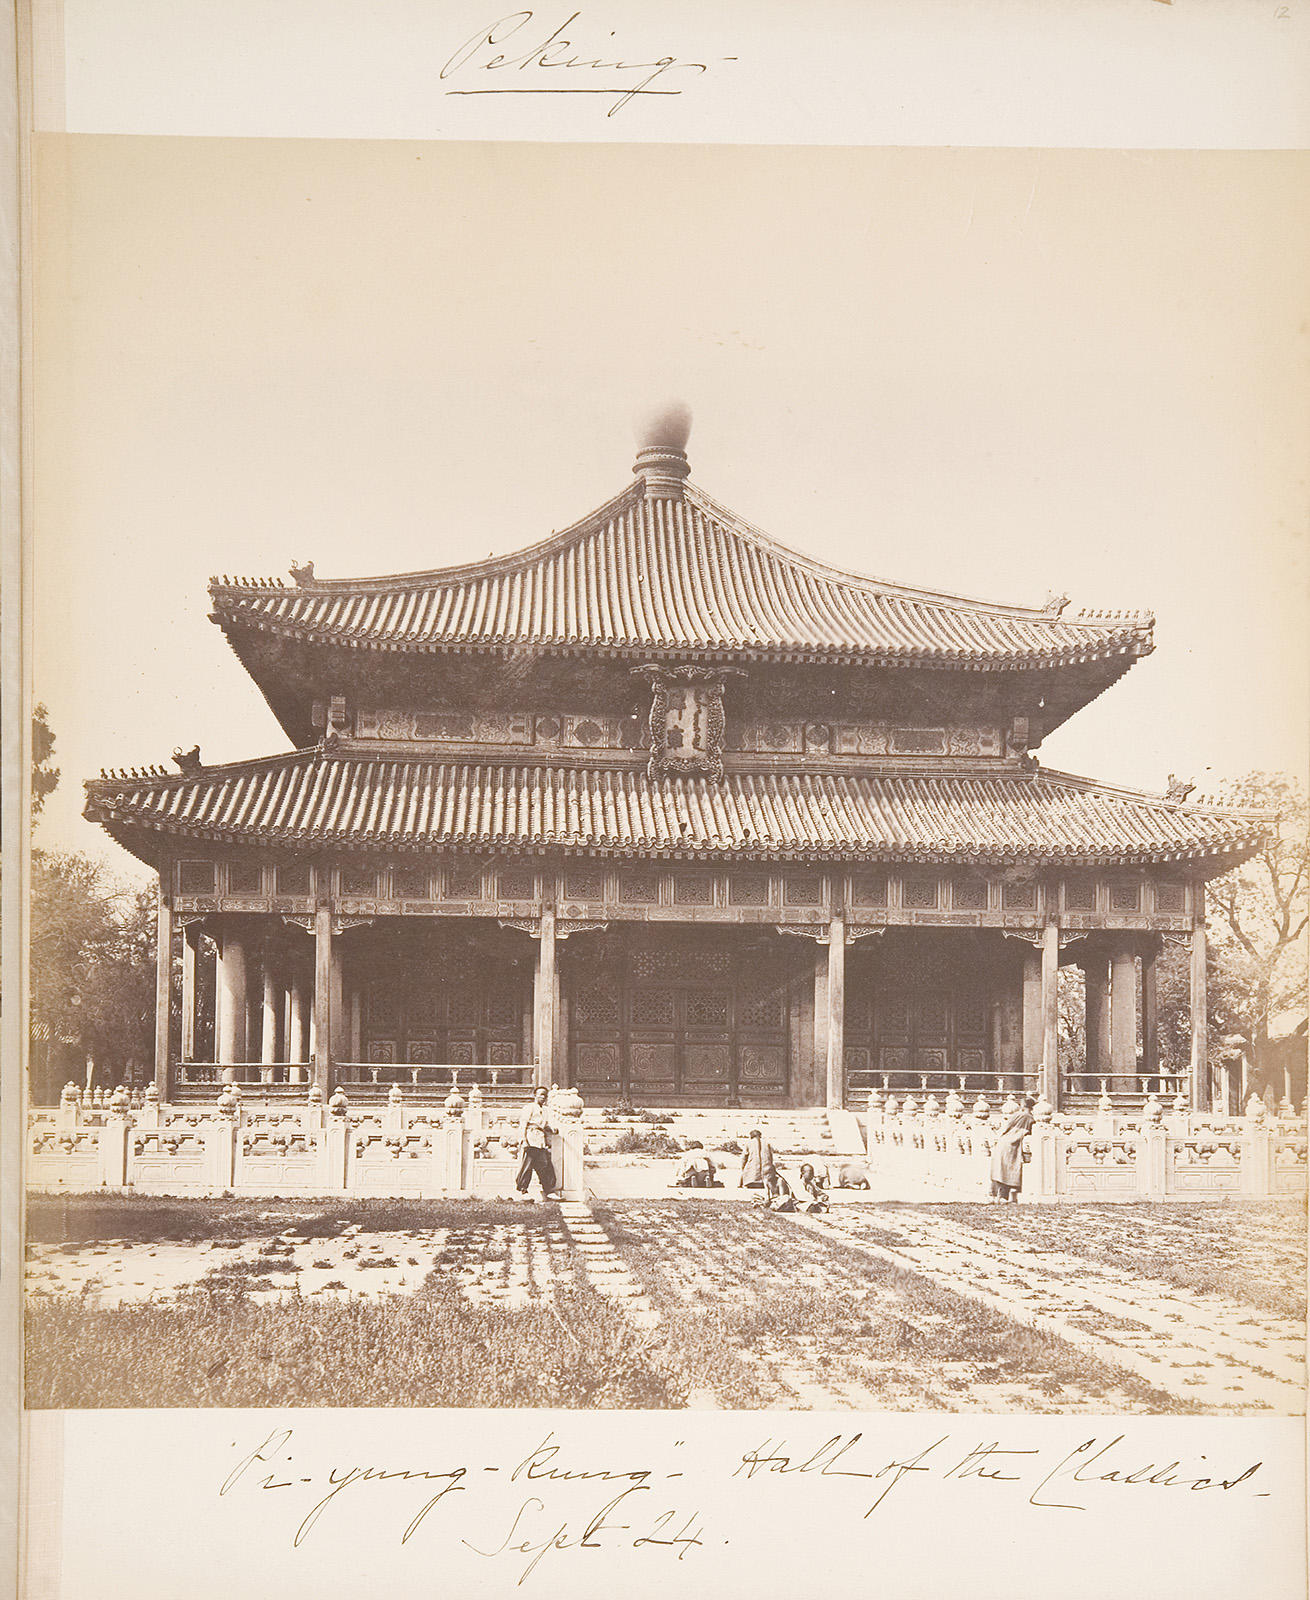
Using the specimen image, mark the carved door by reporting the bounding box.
[570,935,792,1102]
[862,984,990,1088]
[360,941,527,1072]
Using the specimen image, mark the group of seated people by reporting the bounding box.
[672,1130,829,1213]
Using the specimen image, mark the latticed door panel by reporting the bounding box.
[570,937,794,1100]
[358,945,528,1067]
[849,973,993,1097]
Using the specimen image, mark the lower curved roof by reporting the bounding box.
[85,750,1267,870]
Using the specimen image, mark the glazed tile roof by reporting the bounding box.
[85,752,1265,867]
[209,482,1154,669]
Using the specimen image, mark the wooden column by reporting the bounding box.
[813,943,830,1101]
[826,915,845,1109]
[1021,946,1042,1080]
[154,889,173,1099]
[289,970,308,1064]
[330,943,345,1076]
[313,905,333,1093]
[1040,921,1060,1107]
[534,906,557,1088]
[180,925,197,1063]
[1110,946,1138,1088]
[261,957,279,1075]
[1083,953,1111,1083]
[216,930,248,1065]
[1190,884,1209,1111]
[349,987,363,1062]
[1142,940,1160,1085]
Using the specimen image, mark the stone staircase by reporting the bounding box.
[583,1106,847,1159]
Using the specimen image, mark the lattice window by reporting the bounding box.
[1064,879,1096,912]
[729,873,769,906]
[618,871,659,903]
[850,871,887,907]
[918,996,950,1040]
[408,992,438,1029]
[957,997,989,1039]
[574,987,621,1027]
[339,864,378,896]
[902,875,939,909]
[447,863,484,898]
[673,875,713,906]
[1002,880,1038,909]
[784,874,822,906]
[178,860,215,895]
[951,877,988,910]
[486,989,520,1028]
[274,861,310,895]
[564,868,605,901]
[685,990,729,1028]
[631,988,676,1026]
[739,973,785,1030]
[846,992,873,1033]
[366,985,402,1026]
[1110,883,1141,912]
[393,866,431,899]
[1154,882,1186,913]
[497,866,536,900]
[227,861,263,894]
[449,989,480,1026]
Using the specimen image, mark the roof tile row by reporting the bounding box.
[85,753,1263,866]
[210,484,1154,667]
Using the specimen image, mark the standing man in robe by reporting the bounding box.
[516,1085,559,1200]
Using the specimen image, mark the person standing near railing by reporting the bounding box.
[989,1097,1035,1201]
[515,1085,560,1201]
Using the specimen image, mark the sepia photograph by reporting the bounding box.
[20,132,1307,1436]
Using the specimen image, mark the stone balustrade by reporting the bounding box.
[863,1087,1307,1202]
[28,1082,587,1200]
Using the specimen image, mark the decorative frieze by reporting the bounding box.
[165,861,1195,932]
[731,721,1003,758]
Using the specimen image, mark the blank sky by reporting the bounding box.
[32,139,1309,876]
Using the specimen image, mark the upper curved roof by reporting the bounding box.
[209,479,1155,670]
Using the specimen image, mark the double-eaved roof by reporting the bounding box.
[90,428,1262,876]
[210,480,1153,669]
[85,749,1267,869]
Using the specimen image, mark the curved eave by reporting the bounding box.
[209,609,1155,673]
[83,758,1269,877]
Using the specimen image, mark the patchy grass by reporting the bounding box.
[596,1202,1204,1414]
[26,1278,685,1409]
[599,1130,683,1158]
[25,1193,1280,1413]
[892,1200,1308,1321]
[25,1194,535,1246]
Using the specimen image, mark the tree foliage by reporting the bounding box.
[1204,772,1308,1065]
[29,850,156,1090]
[31,702,60,819]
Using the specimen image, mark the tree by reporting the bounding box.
[1201,772,1307,1101]
[28,850,155,1100]
[31,702,59,819]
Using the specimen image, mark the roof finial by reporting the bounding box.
[633,402,692,500]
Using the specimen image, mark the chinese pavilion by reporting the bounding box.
[85,410,1268,1113]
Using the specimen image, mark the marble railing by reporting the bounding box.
[862,1088,1307,1202]
[27,1082,586,1199]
